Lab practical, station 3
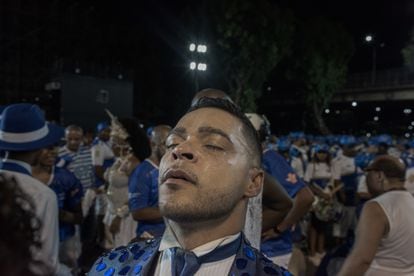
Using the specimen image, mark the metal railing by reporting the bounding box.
[340,67,414,92]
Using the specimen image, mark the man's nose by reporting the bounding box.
[172,142,197,162]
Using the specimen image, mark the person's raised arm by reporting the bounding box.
[277,185,314,233]
[262,172,293,231]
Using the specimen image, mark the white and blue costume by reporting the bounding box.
[128,159,165,238]
[88,231,291,276]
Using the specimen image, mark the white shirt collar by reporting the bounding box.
[159,226,241,257]
[145,158,159,169]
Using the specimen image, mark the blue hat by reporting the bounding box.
[277,139,291,152]
[0,103,64,151]
[368,137,378,146]
[376,134,392,146]
[146,126,154,137]
[289,147,301,157]
[0,105,6,122]
[355,153,373,169]
[314,144,330,153]
[339,135,357,147]
[96,121,109,133]
[289,131,305,140]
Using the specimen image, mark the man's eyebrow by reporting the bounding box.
[168,127,186,139]
[198,126,233,144]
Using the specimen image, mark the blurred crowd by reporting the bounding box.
[1,93,414,275]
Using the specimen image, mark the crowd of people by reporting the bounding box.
[1,89,414,276]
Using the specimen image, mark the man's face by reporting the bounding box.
[316,151,328,161]
[158,108,261,224]
[99,128,111,142]
[366,170,383,196]
[65,130,83,152]
[154,129,170,161]
[110,135,130,157]
[38,146,59,167]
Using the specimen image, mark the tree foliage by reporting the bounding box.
[209,0,294,112]
[402,27,414,70]
[286,17,354,134]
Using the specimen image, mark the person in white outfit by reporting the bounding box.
[0,103,65,275]
[339,155,414,276]
[103,114,151,247]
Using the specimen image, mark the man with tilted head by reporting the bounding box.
[89,97,290,275]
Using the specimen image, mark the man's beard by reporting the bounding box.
[160,189,241,224]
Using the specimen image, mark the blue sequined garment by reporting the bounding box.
[88,233,291,276]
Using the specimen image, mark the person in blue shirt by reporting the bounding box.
[32,145,83,273]
[254,117,314,270]
[91,122,115,188]
[129,125,171,239]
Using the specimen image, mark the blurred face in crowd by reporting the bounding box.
[38,146,59,167]
[83,131,94,147]
[366,170,385,197]
[316,151,328,162]
[343,145,357,157]
[98,128,111,142]
[65,129,83,152]
[158,107,263,224]
[110,135,130,158]
[151,125,171,161]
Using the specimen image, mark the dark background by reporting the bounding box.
[1,0,413,134]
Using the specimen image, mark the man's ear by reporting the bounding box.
[245,168,264,198]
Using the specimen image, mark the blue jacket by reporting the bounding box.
[88,233,291,276]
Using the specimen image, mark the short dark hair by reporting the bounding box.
[118,118,151,161]
[365,155,406,180]
[187,97,262,167]
[190,88,233,107]
[65,124,83,134]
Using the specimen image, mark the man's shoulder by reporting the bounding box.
[10,171,55,196]
[235,241,291,275]
[132,160,156,176]
[88,239,161,276]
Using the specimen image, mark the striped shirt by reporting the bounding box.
[58,145,95,190]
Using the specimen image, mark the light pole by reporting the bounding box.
[189,42,207,92]
[365,34,376,85]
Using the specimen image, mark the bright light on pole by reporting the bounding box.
[197,63,207,71]
[189,43,196,52]
[190,62,196,70]
[325,109,330,114]
[197,44,207,53]
[375,106,381,112]
[351,101,358,107]
[404,108,412,114]
[365,34,373,42]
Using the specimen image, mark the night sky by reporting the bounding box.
[1,0,413,132]
[137,0,414,73]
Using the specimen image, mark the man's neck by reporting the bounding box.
[385,181,406,192]
[149,155,160,166]
[66,146,79,153]
[166,203,246,250]
[32,165,53,185]
[32,164,52,175]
